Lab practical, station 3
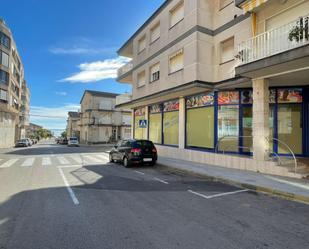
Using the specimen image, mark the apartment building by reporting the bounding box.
[0,18,27,148]
[19,80,30,139]
[116,0,309,177]
[79,91,131,144]
[66,111,80,139]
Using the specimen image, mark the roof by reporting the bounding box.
[117,0,172,54]
[68,112,80,118]
[80,90,119,104]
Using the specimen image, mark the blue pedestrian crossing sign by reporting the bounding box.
[139,119,147,128]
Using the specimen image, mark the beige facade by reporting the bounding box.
[117,0,309,178]
[66,112,80,139]
[79,91,131,144]
[0,18,28,148]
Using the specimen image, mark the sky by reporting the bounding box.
[1,0,164,133]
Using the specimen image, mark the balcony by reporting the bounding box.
[237,14,309,65]
[117,61,133,83]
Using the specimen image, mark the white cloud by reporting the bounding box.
[59,56,131,83]
[30,104,80,130]
[49,46,116,55]
[55,91,67,96]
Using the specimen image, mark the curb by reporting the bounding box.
[156,163,309,205]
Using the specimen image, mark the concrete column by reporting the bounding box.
[178,97,186,149]
[252,78,270,161]
[144,106,149,140]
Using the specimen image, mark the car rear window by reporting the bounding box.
[133,140,154,148]
[70,138,77,141]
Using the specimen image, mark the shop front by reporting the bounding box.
[133,86,309,158]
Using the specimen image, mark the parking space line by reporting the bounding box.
[0,159,18,168]
[153,177,169,184]
[21,157,35,167]
[188,189,248,200]
[134,170,145,175]
[58,166,79,205]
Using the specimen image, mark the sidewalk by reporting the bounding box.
[157,156,309,204]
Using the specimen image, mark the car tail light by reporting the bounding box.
[131,148,142,155]
[152,148,157,153]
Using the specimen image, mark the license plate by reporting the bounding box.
[143,158,152,162]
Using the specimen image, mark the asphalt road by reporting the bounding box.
[0,140,308,249]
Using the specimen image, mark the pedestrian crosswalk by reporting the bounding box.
[0,154,110,169]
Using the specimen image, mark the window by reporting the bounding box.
[0,32,10,49]
[186,93,215,149]
[219,0,233,10]
[150,63,160,82]
[163,100,179,146]
[170,1,184,28]
[138,36,146,53]
[0,69,9,85]
[220,37,234,63]
[150,22,160,43]
[0,51,9,67]
[137,71,146,87]
[169,49,183,74]
[0,89,7,101]
[149,104,162,144]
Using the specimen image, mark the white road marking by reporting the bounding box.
[83,155,101,163]
[153,177,169,184]
[21,157,35,167]
[0,159,18,168]
[134,170,145,175]
[188,189,248,200]
[94,154,109,161]
[70,155,82,164]
[266,175,309,191]
[42,157,51,166]
[58,167,79,205]
[57,157,70,165]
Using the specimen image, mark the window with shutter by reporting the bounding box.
[137,71,146,87]
[150,22,160,43]
[150,63,160,82]
[0,89,7,101]
[170,1,184,28]
[220,37,234,63]
[1,51,9,68]
[169,49,183,74]
[138,36,146,53]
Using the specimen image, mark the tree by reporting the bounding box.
[61,131,67,138]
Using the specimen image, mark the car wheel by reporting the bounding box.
[109,154,114,163]
[123,157,130,168]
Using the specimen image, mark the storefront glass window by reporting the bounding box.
[218,92,239,152]
[186,93,214,149]
[149,104,162,144]
[134,107,147,139]
[242,106,252,153]
[163,100,179,146]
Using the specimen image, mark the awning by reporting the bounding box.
[242,0,269,13]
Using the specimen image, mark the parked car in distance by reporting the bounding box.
[58,138,68,145]
[109,139,157,167]
[15,139,30,147]
[26,138,33,146]
[68,137,79,147]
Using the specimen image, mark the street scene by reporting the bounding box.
[0,140,308,249]
[1,0,309,248]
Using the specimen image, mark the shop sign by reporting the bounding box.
[218,91,239,105]
[186,92,214,108]
[241,90,253,104]
[163,100,179,112]
[134,107,145,116]
[150,104,161,114]
[278,88,302,103]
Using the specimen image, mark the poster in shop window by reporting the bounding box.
[218,91,239,105]
[149,104,161,113]
[134,108,145,116]
[277,88,302,103]
[186,93,214,108]
[163,100,179,112]
[241,90,253,104]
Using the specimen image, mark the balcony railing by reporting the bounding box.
[237,14,309,65]
[117,61,133,78]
